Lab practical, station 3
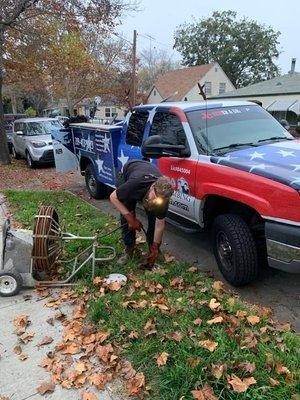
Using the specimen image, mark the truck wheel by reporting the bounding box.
[212,214,258,286]
[0,270,23,297]
[11,145,21,160]
[26,151,36,168]
[85,164,107,199]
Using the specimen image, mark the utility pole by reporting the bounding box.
[132,29,137,108]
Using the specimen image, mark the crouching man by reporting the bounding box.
[110,159,174,268]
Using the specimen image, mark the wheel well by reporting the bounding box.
[80,157,92,174]
[203,195,263,228]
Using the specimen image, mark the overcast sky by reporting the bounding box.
[118,0,299,74]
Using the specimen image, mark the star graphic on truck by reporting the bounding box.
[95,158,104,173]
[102,133,110,153]
[249,151,265,161]
[118,150,129,172]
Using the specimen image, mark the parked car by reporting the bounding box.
[11,118,63,167]
[4,114,26,152]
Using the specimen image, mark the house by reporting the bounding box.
[146,62,235,103]
[213,59,300,127]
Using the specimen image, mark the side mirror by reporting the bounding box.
[141,135,189,159]
[16,130,24,136]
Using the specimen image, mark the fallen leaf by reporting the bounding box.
[269,377,280,386]
[164,252,175,263]
[188,266,198,273]
[156,352,169,367]
[13,345,22,355]
[209,298,221,312]
[246,315,260,325]
[93,276,103,286]
[236,310,247,318]
[119,360,136,380]
[75,362,87,373]
[187,357,201,367]
[37,336,53,347]
[89,373,113,389]
[128,331,139,340]
[211,364,227,379]
[227,374,256,393]
[275,363,291,376]
[18,354,29,361]
[199,340,218,352]
[96,344,114,363]
[207,316,223,325]
[235,362,256,374]
[20,332,35,344]
[194,318,202,326]
[46,318,54,326]
[81,391,98,400]
[241,332,258,349]
[191,384,217,399]
[127,372,145,396]
[171,331,183,342]
[212,281,224,291]
[143,319,157,336]
[37,382,55,395]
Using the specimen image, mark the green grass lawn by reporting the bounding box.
[4,189,300,400]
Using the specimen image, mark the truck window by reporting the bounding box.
[126,110,148,147]
[150,112,187,146]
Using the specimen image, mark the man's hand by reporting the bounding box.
[144,242,160,265]
[124,212,143,231]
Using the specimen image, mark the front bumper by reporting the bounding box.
[29,145,54,163]
[266,221,300,273]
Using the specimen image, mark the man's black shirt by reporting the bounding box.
[116,160,168,219]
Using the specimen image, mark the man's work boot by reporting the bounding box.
[117,246,135,265]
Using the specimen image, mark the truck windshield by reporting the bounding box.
[186,105,293,155]
[26,120,62,136]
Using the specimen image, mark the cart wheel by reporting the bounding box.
[0,270,23,297]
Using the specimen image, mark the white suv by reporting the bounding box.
[11,118,62,168]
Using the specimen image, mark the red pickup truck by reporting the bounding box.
[54,100,300,286]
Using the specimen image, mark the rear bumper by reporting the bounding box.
[266,221,300,273]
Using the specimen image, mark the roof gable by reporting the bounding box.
[153,64,213,101]
[214,72,300,98]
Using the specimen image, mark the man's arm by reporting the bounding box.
[154,217,165,244]
[110,190,142,231]
[110,190,130,216]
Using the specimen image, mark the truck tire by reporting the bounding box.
[0,269,23,297]
[212,214,258,286]
[85,164,108,199]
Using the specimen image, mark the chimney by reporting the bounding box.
[289,58,296,74]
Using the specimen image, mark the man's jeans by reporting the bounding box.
[120,210,156,249]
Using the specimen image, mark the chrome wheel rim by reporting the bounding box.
[88,174,96,194]
[0,275,17,294]
[12,147,16,158]
[217,231,234,272]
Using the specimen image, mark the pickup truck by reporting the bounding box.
[53,100,300,286]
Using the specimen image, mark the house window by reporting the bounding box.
[126,110,148,146]
[153,89,157,96]
[111,107,117,117]
[215,67,218,72]
[219,83,226,94]
[205,82,212,95]
[105,107,111,118]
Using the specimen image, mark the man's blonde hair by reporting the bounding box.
[153,176,174,199]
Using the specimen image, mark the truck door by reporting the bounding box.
[148,110,198,222]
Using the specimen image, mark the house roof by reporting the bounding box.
[152,64,213,101]
[214,72,300,98]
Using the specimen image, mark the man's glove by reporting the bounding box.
[144,242,160,265]
[124,212,143,231]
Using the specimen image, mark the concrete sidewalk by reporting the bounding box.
[0,196,124,400]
